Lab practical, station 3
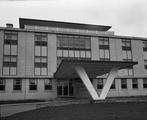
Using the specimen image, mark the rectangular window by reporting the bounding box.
[97,78,104,89]
[122,39,132,61]
[44,79,52,90]
[0,79,5,91]
[110,80,115,89]
[34,33,48,76]
[118,67,133,76]
[13,79,22,91]
[57,34,91,59]
[143,41,147,51]
[99,37,110,61]
[132,78,138,89]
[121,78,127,89]
[29,79,37,91]
[3,31,18,76]
[143,78,147,88]
[69,50,74,57]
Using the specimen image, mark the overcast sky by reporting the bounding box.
[0,0,147,37]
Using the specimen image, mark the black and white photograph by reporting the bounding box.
[0,0,147,120]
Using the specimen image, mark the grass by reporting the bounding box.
[0,100,45,105]
[5,102,147,120]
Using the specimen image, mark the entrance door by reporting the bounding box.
[57,80,74,97]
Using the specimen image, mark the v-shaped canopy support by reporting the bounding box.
[75,66,118,100]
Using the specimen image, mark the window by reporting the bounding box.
[99,37,110,61]
[34,33,48,76]
[3,31,18,76]
[110,80,116,89]
[121,78,127,89]
[122,39,132,61]
[57,35,91,59]
[118,67,133,76]
[143,78,147,88]
[44,79,52,90]
[121,39,133,76]
[97,78,104,89]
[13,79,22,91]
[143,41,147,51]
[29,79,37,91]
[0,79,5,91]
[143,41,147,73]
[144,61,147,74]
[132,78,138,89]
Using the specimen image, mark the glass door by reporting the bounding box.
[57,80,74,97]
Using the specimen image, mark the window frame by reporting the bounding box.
[97,78,104,89]
[3,30,18,76]
[29,79,38,91]
[34,33,48,76]
[121,78,127,89]
[44,79,52,91]
[99,37,110,61]
[132,78,138,89]
[0,79,5,91]
[13,78,22,91]
[143,78,147,88]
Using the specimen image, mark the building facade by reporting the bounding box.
[0,18,147,100]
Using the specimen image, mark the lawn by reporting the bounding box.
[0,100,45,105]
[5,102,147,120]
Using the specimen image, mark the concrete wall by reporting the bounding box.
[91,37,99,60]
[0,78,57,100]
[131,40,146,76]
[17,32,26,77]
[0,30,4,76]
[92,78,147,98]
[48,34,57,77]
[25,33,34,76]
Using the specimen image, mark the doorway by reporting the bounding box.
[57,80,74,97]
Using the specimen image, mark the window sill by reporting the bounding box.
[12,90,23,93]
[29,90,38,93]
[0,91,6,93]
[44,90,53,92]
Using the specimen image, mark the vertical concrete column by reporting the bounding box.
[114,38,123,61]
[17,32,26,77]
[25,32,34,76]
[0,30,4,76]
[75,66,99,100]
[131,40,145,76]
[109,38,117,61]
[100,67,118,99]
[48,34,57,77]
[91,37,99,60]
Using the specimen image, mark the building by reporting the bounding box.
[0,18,147,100]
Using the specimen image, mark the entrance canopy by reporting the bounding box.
[54,60,137,79]
[54,59,137,100]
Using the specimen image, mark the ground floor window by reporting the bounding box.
[132,78,138,89]
[121,78,127,89]
[13,78,22,91]
[110,80,116,89]
[29,79,37,91]
[97,78,104,89]
[44,79,52,90]
[0,79,5,91]
[143,78,147,88]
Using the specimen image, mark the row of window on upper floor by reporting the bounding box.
[3,30,147,52]
[2,31,147,76]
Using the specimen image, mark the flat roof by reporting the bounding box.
[54,60,138,79]
[0,27,147,40]
[19,18,111,31]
